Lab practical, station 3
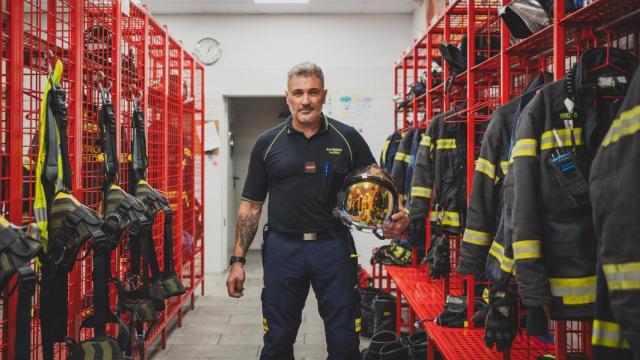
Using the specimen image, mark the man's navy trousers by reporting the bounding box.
[260,226,361,360]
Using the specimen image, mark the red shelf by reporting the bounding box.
[386,266,444,321]
[506,26,554,56]
[472,53,500,73]
[561,0,640,25]
[426,322,554,360]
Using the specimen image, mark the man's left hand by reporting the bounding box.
[382,210,409,239]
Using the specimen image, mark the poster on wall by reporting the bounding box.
[325,92,374,133]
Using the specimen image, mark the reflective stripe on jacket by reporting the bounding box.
[591,67,640,357]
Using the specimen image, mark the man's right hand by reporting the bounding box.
[227,263,246,298]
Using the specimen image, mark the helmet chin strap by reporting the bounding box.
[373,228,386,240]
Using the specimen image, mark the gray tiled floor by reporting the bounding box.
[149,250,370,360]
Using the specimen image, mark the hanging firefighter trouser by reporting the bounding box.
[115,103,185,357]
[67,76,148,360]
[130,104,185,301]
[0,216,40,360]
[33,60,122,360]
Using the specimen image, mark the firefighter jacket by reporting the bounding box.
[391,128,418,202]
[405,128,426,206]
[457,98,519,275]
[380,131,404,173]
[458,73,552,277]
[391,128,426,204]
[590,67,640,359]
[510,48,637,320]
[408,109,466,234]
[486,87,541,289]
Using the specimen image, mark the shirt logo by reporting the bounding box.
[326,147,343,155]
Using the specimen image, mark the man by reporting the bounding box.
[226,62,409,360]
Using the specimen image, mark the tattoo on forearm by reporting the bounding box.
[235,210,260,253]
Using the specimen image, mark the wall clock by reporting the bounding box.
[194,37,222,66]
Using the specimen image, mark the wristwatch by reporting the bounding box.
[229,256,246,266]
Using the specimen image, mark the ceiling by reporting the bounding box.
[139,0,421,15]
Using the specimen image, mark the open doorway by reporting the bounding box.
[226,97,290,256]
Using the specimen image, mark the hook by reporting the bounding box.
[129,84,143,107]
[95,71,112,92]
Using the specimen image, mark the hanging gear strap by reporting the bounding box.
[94,82,119,339]
[0,218,41,360]
[40,192,107,360]
[15,266,36,359]
[130,105,147,190]
[98,85,118,188]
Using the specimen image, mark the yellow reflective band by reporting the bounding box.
[601,104,640,148]
[350,253,359,258]
[433,211,460,227]
[436,138,456,149]
[513,240,542,260]
[23,155,35,172]
[262,318,269,331]
[394,151,410,163]
[592,320,631,349]
[475,158,496,180]
[482,288,490,303]
[540,128,584,150]
[420,135,432,147]
[411,186,432,199]
[500,161,509,175]
[462,229,491,246]
[381,140,390,163]
[35,60,65,245]
[511,139,538,159]
[549,276,596,305]
[603,261,640,291]
[488,241,515,274]
[355,317,362,332]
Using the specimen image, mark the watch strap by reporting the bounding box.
[230,256,246,266]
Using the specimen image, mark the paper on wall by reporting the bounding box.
[204,121,221,152]
[325,92,374,133]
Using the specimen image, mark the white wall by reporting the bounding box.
[156,13,413,273]
[412,0,426,40]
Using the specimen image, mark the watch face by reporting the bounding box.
[194,37,222,66]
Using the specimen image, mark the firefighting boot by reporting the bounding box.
[379,341,410,360]
[361,331,397,360]
[373,293,397,334]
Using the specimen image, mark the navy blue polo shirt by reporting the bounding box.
[242,114,376,233]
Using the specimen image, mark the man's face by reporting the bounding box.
[286,75,327,125]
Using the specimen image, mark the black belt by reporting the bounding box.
[265,225,343,241]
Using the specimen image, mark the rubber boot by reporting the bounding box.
[379,341,410,360]
[363,331,397,360]
[360,287,383,338]
[373,293,397,335]
[408,332,427,360]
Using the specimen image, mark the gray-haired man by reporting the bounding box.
[226,62,408,360]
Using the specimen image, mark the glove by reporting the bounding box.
[483,289,518,352]
[387,242,412,266]
[426,234,450,279]
[406,218,426,247]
